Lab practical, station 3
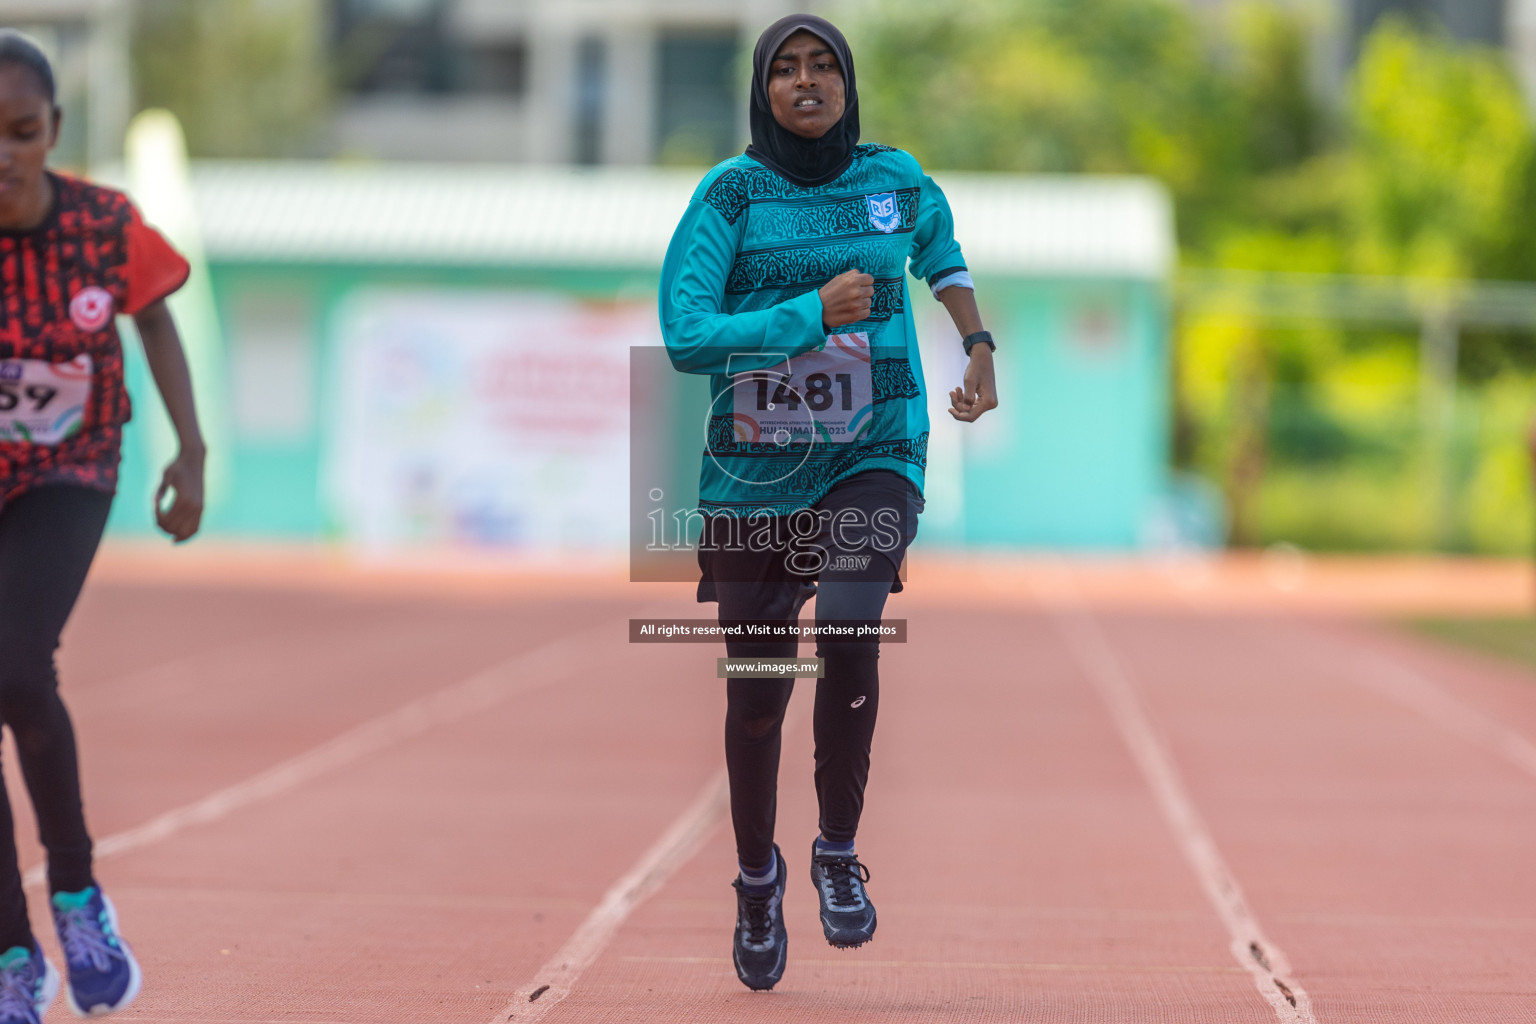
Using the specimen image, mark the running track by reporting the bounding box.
[13,549,1536,1022]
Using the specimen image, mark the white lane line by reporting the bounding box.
[1135,563,1536,785]
[66,621,405,715]
[1282,620,1536,782]
[24,620,617,889]
[617,954,1249,975]
[1045,600,1318,1024]
[492,770,730,1023]
[491,683,813,1022]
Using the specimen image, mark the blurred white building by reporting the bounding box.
[326,0,816,165]
[1514,0,1536,109]
[1188,0,1505,46]
[1186,0,1536,111]
[7,1,1536,170]
[1,0,819,168]
[334,0,1536,162]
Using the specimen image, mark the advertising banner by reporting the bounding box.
[328,289,645,551]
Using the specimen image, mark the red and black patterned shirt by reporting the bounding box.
[0,172,190,506]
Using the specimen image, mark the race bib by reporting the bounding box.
[0,355,92,445]
[732,332,873,445]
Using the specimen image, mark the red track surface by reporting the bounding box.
[12,548,1536,1022]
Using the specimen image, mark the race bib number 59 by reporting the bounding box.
[732,332,873,445]
[0,355,92,445]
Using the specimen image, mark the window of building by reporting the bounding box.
[459,43,527,95]
[230,293,315,444]
[655,31,740,166]
[331,0,527,97]
[1349,0,1505,58]
[574,37,606,165]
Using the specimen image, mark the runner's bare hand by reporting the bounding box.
[155,449,205,543]
[949,346,999,422]
[820,269,874,328]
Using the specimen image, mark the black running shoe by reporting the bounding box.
[731,844,788,991]
[809,841,876,948]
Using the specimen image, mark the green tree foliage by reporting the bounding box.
[851,2,1535,273]
[1347,18,1536,281]
[850,1,1536,553]
[1201,20,1536,552]
[846,0,1324,250]
[1219,16,1536,280]
[132,0,330,158]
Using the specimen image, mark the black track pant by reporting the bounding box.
[710,471,919,870]
[0,486,108,948]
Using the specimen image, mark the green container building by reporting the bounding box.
[111,163,1174,552]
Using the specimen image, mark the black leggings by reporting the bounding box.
[711,471,919,870]
[0,486,108,947]
[720,576,892,870]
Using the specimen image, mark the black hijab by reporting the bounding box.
[745,15,860,188]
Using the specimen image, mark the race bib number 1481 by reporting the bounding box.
[732,332,873,445]
[0,355,93,445]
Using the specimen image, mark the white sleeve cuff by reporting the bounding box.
[929,270,974,298]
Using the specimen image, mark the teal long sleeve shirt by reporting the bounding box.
[659,144,967,517]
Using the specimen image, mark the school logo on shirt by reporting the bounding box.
[69,287,114,332]
[866,192,901,234]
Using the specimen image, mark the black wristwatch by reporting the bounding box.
[962,331,995,356]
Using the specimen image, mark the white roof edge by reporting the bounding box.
[932,172,1176,280]
[179,160,1175,279]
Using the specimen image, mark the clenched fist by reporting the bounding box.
[819,268,874,329]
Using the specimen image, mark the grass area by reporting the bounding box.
[1406,617,1536,675]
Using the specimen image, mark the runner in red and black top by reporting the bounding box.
[0,31,206,1024]
[0,172,191,499]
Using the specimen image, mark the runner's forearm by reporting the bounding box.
[937,285,984,339]
[133,299,205,459]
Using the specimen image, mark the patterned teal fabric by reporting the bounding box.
[660,144,966,516]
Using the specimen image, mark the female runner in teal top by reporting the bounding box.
[659,13,997,992]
